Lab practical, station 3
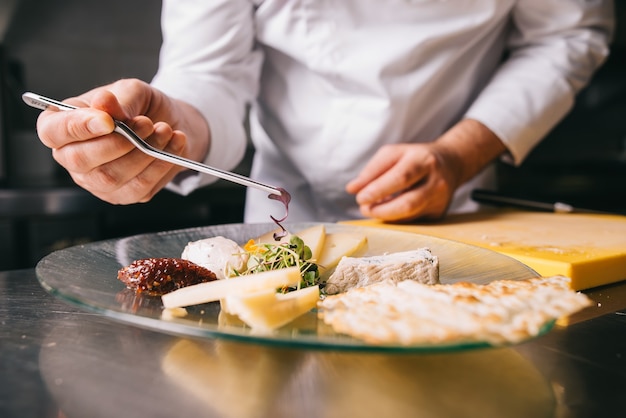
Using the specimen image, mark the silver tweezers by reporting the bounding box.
[22,92,283,197]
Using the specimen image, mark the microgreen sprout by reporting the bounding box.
[236,235,320,292]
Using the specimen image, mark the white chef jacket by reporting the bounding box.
[153,0,613,222]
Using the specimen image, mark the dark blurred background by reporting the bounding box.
[0,0,625,270]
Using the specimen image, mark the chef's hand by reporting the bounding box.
[35,78,209,204]
[346,119,507,222]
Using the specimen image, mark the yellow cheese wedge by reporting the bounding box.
[296,225,327,261]
[255,228,288,244]
[223,285,320,333]
[255,225,327,260]
[317,232,368,275]
[161,267,301,309]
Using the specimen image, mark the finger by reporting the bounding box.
[139,162,184,203]
[125,124,188,196]
[76,83,148,122]
[37,107,115,149]
[345,147,399,194]
[52,132,135,174]
[66,88,131,123]
[101,79,153,120]
[52,117,167,175]
[138,129,190,200]
[127,115,157,138]
[360,178,451,222]
[359,189,431,222]
[88,130,186,204]
[68,122,180,194]
[359,189,425,222]
[138,132,188,202]
[354,156,430,206]
[86,89,133,121]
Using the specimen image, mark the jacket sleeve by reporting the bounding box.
[464,0,614,165]
[151,0,262,194]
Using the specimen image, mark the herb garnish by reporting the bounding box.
[236,235,320,292]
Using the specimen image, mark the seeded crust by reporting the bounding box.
[318,276,591,346]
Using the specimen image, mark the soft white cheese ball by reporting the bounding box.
[181,236,248,280]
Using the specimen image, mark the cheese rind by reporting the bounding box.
[325,248,440,294]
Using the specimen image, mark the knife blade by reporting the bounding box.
[471,189,624,216]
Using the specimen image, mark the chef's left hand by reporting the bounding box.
[346,119,507,222]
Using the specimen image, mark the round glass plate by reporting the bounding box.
[36,222,542,352]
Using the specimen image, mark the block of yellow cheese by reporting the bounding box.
[342,210,626,291]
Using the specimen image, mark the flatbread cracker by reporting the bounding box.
[318,275,591,346]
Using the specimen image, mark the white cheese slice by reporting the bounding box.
[223,285,320,333]
[325,248,440,294]
[161,267,301,309]
[317,233,368,275]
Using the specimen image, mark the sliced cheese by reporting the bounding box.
[317,232,368,274]
[223,285,320,333]
[296,225,326,261]
[161,267,301,309]
[255,228,288,245]
[255,225,327,262]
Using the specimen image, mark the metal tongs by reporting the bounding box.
[22,92,285,197]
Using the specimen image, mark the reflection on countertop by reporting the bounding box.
[2,267,626,418]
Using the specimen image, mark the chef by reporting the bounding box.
[34,1,614,222]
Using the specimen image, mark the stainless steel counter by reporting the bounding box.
[1,268,625,418]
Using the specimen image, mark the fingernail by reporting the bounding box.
[88,117,111,135]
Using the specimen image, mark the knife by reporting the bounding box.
[471,189,624,216]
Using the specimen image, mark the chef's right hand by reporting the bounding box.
[35,79,206,204]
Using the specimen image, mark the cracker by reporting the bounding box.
[318,276,591,346]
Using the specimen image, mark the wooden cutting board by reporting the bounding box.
[342,210,626,291]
